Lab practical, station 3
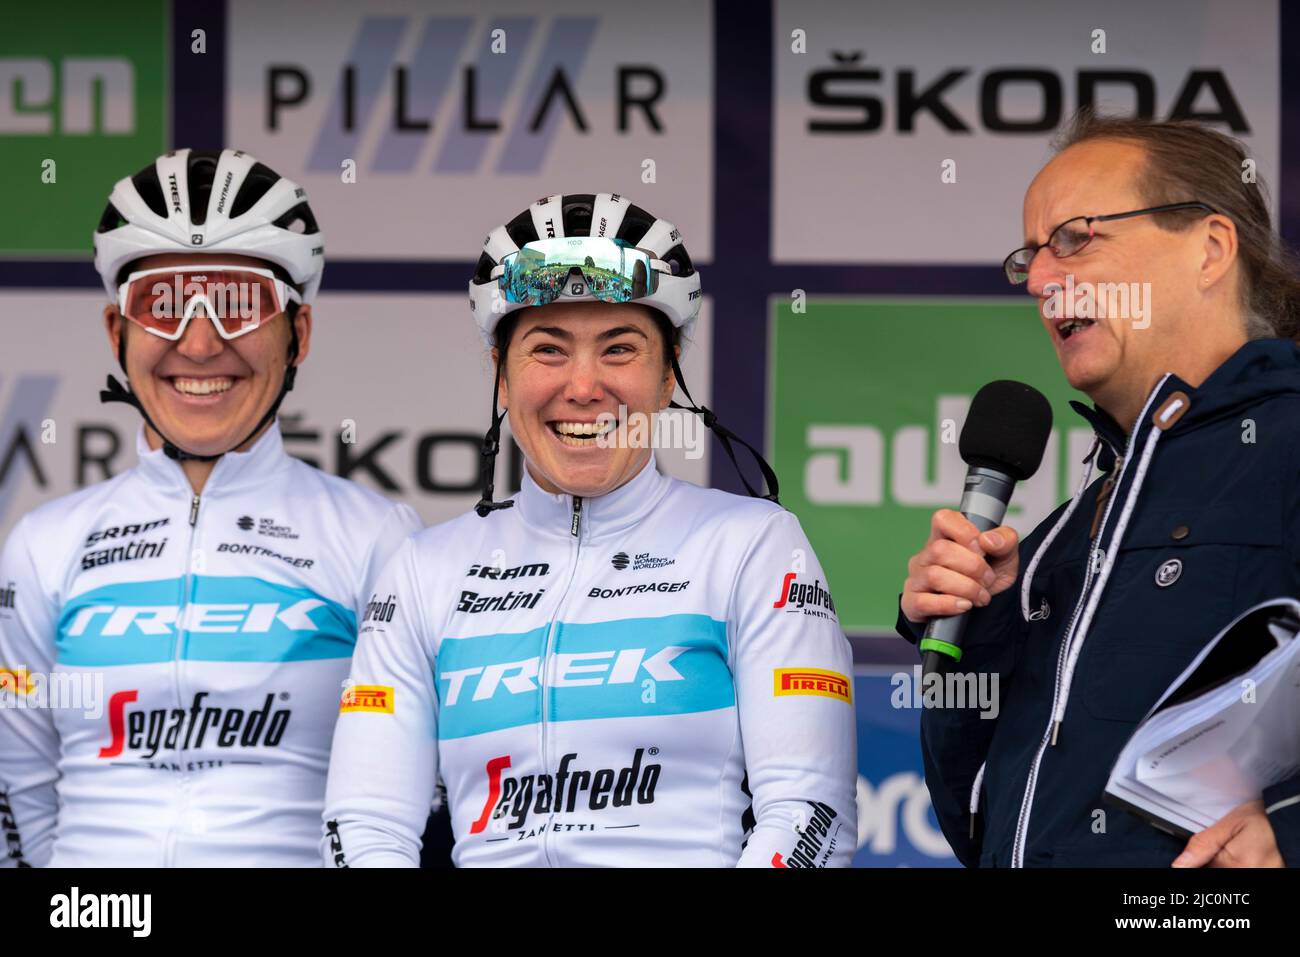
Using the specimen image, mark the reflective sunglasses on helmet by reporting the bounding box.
[492,237,671,308]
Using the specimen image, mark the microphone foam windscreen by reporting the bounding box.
[958,380,1053,481]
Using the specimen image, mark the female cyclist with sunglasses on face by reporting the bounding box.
[0,149,420,867]
[323,193,857,867]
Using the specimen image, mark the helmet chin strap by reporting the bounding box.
[100,315,301,463]
[474,358,516,518]
[668,354,780,503]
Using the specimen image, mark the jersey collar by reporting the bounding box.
[135,421,291,494]
[514,453,672,540]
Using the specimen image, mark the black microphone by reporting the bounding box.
[920,380,1053,679]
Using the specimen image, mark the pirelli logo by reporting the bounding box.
[340,685,394,714]
[0,668,34,697]
[773,668,851,704]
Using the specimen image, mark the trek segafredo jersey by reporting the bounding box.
[323,455,858,867]
[0,425,421,867]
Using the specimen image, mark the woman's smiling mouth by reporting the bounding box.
[165,375,242,404]
[550,418,617,447]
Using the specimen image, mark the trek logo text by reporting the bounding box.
[66,599,327,637]
[440,646,688,705]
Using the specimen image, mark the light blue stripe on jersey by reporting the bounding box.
[434,614,732,739]
[56,576,357,666]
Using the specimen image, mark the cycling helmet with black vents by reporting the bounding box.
[94,148,323,301]
[92,149,322,463]
[468,192,777,517]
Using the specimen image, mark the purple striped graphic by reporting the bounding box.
[306,16,406,172]
[434,17,536,173]
[0,375,59,529]
[373,17,473,172]
[496,17,598,174]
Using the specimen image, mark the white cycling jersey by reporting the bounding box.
[323,455,858,867]
[0,424,421,867]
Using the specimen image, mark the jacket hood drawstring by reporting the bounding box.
[1019,435,1103,623]
[1008,375,1180,868]
[1015,374,1183,751]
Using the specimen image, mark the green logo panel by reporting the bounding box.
[0,3,168,253]
[770,298,1094,634]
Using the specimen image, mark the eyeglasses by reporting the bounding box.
[1003,202,1219,285]
[117,264,302,340]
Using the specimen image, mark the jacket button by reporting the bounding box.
[1171,525,1190,540]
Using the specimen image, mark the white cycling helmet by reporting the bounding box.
[468,192,701,347]
[93,148,323,464]
[94,148,324,301]
[466,192,778,516]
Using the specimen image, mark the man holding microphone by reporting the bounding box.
[898,111,1300,867]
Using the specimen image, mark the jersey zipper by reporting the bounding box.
[1010,453,1122,867]
[538,495,583,866]
[164,492,202,867]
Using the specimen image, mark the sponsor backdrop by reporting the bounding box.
[769,298,1097,635]
[226,0,714,260]
[1,0,1295,867]
[852,674,959,867]
[0,4,170,253]
[773,0,1279,264]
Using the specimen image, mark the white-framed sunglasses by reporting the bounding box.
[116,264,302,341]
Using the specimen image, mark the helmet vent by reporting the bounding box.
[614,202,655,246]
[272,202,319,235]
[472,251,496,284]
[228,162,281,218]
[185,150,221,225]
[96,201,127,234]
[130,166,169,219]
[504,208,540,249]
[561,194,596,235]
[663,242,693,277]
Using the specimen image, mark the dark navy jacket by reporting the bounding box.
[899,338,1300,867]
